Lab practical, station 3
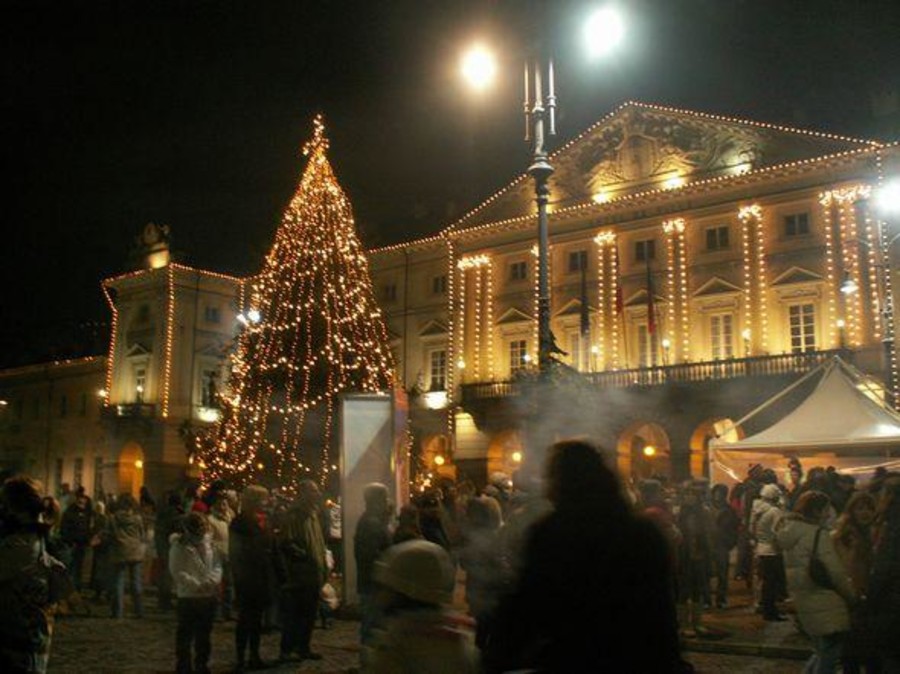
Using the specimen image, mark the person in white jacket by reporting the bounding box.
[169,512,222,674]
[776,490,855,674]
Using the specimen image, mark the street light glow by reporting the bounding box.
[874,179,900,216]
[584,6,625,59]
[643,445,656,457]
[461,44,497,91]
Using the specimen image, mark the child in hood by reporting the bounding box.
[169,512,222,674]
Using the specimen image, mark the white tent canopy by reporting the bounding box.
[710,357,900,483]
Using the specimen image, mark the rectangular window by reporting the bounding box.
[204,305,221,324]
[784,212,810,237]
[637,324,658,368]
[509,339,529,374]
[431,275,447,295]
[383,284,397,302]
[429,350,447,391]
[94,457,104,499]
[73,458,84,488]
[569,333,584,371]
[59,394,67,418]
[55,458,64,493]
[635,239,656,262]
[134,367,146,403]
[568,250,588,273]
[509,261,528,281]
[79,393,87,417]
[710,314,734,360]
[706,226,730,251]
[789,303,817,353]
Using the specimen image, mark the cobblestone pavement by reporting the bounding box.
[49,600,805,673]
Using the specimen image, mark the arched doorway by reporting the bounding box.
[616,422,672,482]
[689,418,743,480]
[486,430,525,479]
[117,442,145,500]
[421,434,454,480]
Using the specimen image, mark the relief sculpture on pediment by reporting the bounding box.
[584,110,761,195]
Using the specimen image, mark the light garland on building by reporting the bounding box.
[662,218,688,360]
[863,206,882,340]
[531,245,540,362]
[593,230,619,370]
[474,264,482,379]
[161,265,176,418]
[486,260,495,381]
[101,283,118,404]
[194,115,395,493]
[738,204,767,354]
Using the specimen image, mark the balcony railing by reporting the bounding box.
[101,403,157,419]
[461,349,844,401]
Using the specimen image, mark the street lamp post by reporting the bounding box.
[524,57,557,375]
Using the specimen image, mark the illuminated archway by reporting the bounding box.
[616,421,671,481]
[486,429,525,477]
[689,418,743,480]
[117,442,145,500]
[421,434,454,479]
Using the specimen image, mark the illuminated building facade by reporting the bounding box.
[0,228,244,498]
[371,102,900,484]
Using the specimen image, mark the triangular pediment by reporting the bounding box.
[496,307,533,325]
[125,343,151,357]
[772,267,824,286]
[624,289,667,308]
[453,101,877,230]
[418,320,448,337]
[554,298,595,317]
[694,276,743,297]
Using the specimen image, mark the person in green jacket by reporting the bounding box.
[274,480,327,663]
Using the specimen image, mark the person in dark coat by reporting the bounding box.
[154,491,185,611]
[107,494,145,618]
[710,483,739,608]
[868,478,900,672]
[229,485,275,672]
[60,492,93,590]
[273,480,327,663]
[353,483,391,646]
[485,440,682,673]
[460,495,506,649]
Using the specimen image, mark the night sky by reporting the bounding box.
[2,0,899,367]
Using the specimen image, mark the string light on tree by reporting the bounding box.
[194,115,395,493]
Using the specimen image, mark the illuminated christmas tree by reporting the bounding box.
[196,115,395,492]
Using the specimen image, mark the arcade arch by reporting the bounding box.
[117,441,145,500]
[616,422,671,482]
[689,418,743,479]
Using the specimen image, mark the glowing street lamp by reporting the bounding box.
[642,445,657,457]
[433,454,446,467]
[460,5,626,375]
[460,44,497,91]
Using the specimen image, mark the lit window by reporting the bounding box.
[73,458,83,489]
[509,339,529,374]
[710,314,734,360]
[789,304,816,353]
[706,226,730,251]
[637,324,658,367]
[635,239,656,262]
[568,250,588,273]
[429,350,447,391]
[785,212,810,237]
[134,367,146,403]
[204,306,221,324]
[509,261,528,281]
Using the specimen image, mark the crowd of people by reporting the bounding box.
[1,446,898,673]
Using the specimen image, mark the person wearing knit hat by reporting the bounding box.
[363,540,478,674]
[752,482,787,621]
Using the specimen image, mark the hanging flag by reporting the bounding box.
[646,257,656,334]
[579,260,590,338]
